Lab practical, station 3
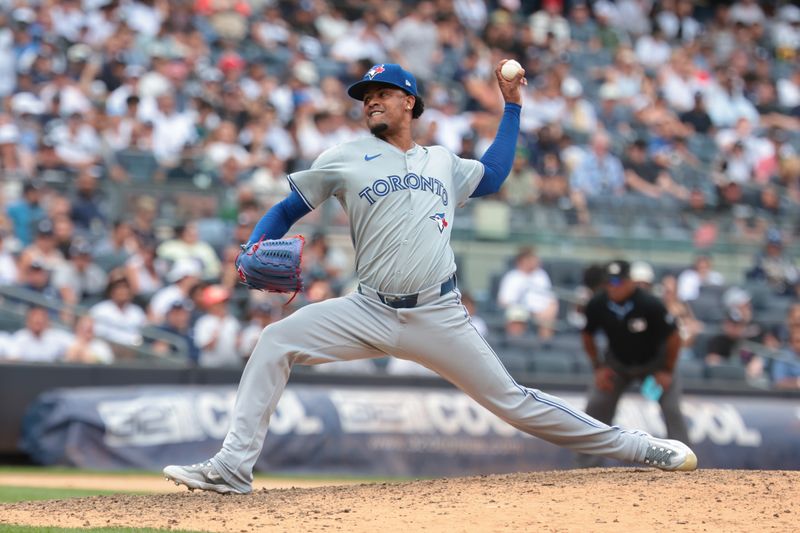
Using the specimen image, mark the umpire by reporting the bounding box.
[579,260,690,464]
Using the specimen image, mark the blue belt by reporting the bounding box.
[359,275,457,309]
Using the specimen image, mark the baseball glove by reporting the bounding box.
[235,235,305,299]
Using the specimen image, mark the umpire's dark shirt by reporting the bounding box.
[583,288,677,365]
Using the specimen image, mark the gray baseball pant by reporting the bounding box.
[211,289,652,492]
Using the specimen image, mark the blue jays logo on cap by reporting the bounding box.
[366,64,385,79]
[347,63,418,101]
[430,213,448,233]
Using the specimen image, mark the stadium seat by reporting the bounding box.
[0,308,24,332]
[542,334,583,355]
[195,218,231,252]
[677,358,705,380]
[705,363,747,381]
[690,294,726,324]
[505,335,541,352]
[482,310,507,335]
[690,331,718,360]
[116,149,161,182]
[743,282,772,311]
[542,258,585,288]
[573,355,593,375]
[697,284,728,300]
[498,348,531,376]
[528,354,575,375]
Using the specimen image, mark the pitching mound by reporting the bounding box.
[1,468,797,532]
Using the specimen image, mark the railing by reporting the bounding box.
[0,285,191,365]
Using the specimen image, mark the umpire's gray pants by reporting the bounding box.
[211,290,653,492]
[578,351,690,467]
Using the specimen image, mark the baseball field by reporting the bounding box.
[0,467,796,532]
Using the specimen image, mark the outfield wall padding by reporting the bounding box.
[18,383,800,475]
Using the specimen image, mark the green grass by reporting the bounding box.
[0,466,156,477]
[0,526,206,533]
[0,465,408,483]
[0,486,139,503]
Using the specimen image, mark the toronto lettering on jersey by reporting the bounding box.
[358,173,449,206]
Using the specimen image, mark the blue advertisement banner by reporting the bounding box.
[20,385,800,476]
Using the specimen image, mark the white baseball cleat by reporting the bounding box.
[642,436,698,471]
[163,461,250,494]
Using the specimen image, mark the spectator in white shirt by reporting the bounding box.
[729,0,765,27]
[123,0,165,37]
[0,230,18,286]
[705,70,759,128]
[204,120,252,171]
[497,247,559,340]
[529,0,570,50]
[676,255,725,302]
[149,92,196,167]
[64,315,114,364]
[194,285,241,368]
[148,258,203,324]
[657,0,701,43]
[17,219,65,279]
[559,77,597,135]
[106,67,144,117]
[238,299,279,359]
[658,50,702,114]
[90,276,147,347]
[50,0,87,42]
[50,112,101,169]
[5,306,73,362]
[84,1,119,46]
[124,240,166,302]
[635,27,672,70]
[390,2,439,82]
[773,5,800,60]
[329,9,390,63]
[777,70,800,109]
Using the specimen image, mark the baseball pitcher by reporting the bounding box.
[164,61,697,494]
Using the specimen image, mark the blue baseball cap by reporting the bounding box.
[347,64,418,101]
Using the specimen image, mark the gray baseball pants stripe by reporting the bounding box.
[211,290,651,491]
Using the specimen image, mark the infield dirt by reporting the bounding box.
[0,468,796,532]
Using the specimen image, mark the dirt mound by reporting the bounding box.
[1,469,796,532]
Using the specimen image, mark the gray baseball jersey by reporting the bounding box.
[206,140,669,492]
[288,137,483,294]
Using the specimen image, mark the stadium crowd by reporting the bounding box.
[0,0,798,387]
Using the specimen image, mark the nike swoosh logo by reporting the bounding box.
[364,153,382,161]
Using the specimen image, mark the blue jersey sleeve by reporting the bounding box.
[247,190,311,243]
[470,103,521,198]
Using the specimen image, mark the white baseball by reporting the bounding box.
[501,59,522,81]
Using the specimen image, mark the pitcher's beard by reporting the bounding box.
[370,122,388,137]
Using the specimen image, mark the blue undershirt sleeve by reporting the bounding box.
[470,102,522,198]
[247,190,311,243]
